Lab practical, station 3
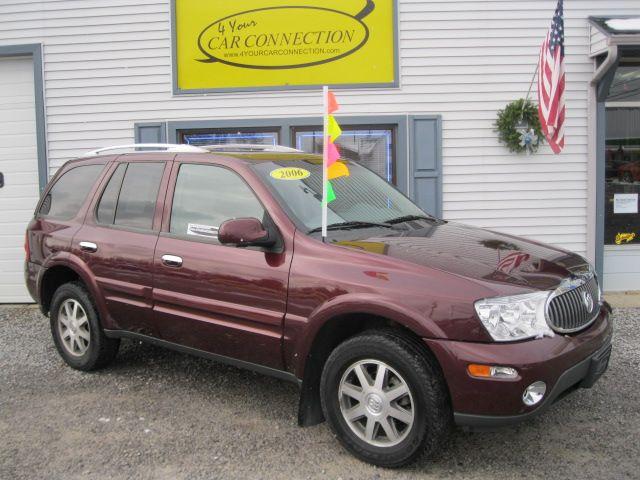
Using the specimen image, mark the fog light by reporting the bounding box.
[523,381,546,406]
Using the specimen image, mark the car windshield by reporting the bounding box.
[249,157,435,234]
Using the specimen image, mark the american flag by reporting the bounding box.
[537,0,565,154]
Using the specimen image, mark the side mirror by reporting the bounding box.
[218,218,275,248]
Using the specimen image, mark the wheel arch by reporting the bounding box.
[295,308,447,427]
[38,254,110,327]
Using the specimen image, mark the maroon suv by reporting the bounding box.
[25,145,612,467]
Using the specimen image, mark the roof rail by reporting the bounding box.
[201,144,303,153]
[83,144,206,156]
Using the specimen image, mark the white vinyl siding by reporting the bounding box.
[590,23,609,57]
[1,0,639,257]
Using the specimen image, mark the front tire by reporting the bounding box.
[320,331,451,468]
[50,281,120,371]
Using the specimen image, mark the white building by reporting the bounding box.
[1,0,639,302]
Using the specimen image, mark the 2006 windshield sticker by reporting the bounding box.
[270,167,311,180]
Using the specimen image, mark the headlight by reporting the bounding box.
[474,291,555,342]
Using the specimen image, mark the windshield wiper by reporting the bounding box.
[385,214,440,225]
[307,221,393,234]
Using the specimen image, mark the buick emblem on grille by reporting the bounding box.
[582,291,594,312]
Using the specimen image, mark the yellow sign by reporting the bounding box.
[173,0,397,92]
[270,167,311,180]
[615,232,636,245]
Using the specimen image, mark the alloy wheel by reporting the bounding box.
[338,359,415,447]
[57,299,90,357]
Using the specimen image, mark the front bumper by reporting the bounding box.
[424,305,612,429]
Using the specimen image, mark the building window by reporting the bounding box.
[180,129,279,146]
[293,127,395,184]
[605,59,640,246]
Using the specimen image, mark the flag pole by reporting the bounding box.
[521,61,540,120]
[322,86,329,242]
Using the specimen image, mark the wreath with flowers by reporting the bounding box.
[495,99,545,154]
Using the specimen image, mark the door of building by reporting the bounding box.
[0,57,40,302]
[603,58,640,291]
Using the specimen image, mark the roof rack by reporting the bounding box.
[83,144,206,156]
[201,144,303,153]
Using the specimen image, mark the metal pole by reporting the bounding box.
[322,86,329,241]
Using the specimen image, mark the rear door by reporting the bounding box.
[73,156,171,335]
[152,161,292,369]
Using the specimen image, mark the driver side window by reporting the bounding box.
[170,163,265,241]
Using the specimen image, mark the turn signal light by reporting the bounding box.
[467,364,518,379]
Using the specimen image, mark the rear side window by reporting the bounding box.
[170,164,265,240]
[39,164,104,220]
[96,162,165,230]
[96,163,126,224]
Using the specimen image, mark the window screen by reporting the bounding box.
[170,164,265,240]
[39,164,104,220]
[111,162,165,230]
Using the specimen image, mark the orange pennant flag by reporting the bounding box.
[328,161,350,180]
[328,91,340,114]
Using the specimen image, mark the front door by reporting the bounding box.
[152,161,291,370]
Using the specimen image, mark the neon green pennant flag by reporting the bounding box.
[326,180,336,203]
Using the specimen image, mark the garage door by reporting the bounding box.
[0,57,41,303]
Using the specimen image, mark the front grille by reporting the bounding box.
[547,276,600,333]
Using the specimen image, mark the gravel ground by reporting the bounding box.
[0,305,638,480]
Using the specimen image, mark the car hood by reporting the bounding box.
[333,221,590,292]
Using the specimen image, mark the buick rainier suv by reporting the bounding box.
[26,144,612,467]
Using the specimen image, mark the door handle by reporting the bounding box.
[161,254,183,267]
[79,241,98,253]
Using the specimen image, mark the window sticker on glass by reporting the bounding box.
[270,167,310,181]
[187,223,218,238]
[613,193,638,214]
[615,232,636,245]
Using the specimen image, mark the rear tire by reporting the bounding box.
[320,330,451,468]
[50,281,120,371]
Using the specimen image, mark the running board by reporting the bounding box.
[104,329,301,385]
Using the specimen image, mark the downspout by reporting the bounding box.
[591,45,618,86]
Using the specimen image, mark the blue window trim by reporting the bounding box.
[136,114,442,217]
[409,115,443,218]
